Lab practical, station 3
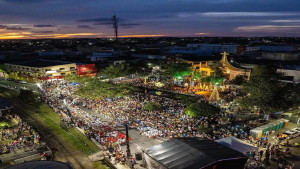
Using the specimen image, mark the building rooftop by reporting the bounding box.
[8,59,73,68]
[6,160,72,169]
[145,138,247,169]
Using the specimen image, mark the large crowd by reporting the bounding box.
[38,80,297,169]
[0,114,40,155]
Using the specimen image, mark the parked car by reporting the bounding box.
[283,130,300,139]
[7,78,14,81]
[293,127,300,132]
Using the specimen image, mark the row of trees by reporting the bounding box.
[237,65,300,114]
[98,62,151,79]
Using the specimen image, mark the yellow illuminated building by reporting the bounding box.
[185,52,251,81]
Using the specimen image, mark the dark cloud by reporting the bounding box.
[77,25,93,29]
[0,25,31,30]
[1,0,300,36]
[77,17,112,23]
[78,17,139,28]
[1,0,49,3]
[33,24,56,27]
[119,23,141,28]
[32,30,54,34]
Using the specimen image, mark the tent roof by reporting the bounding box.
[216,137,258,153]
[145,138,246,169]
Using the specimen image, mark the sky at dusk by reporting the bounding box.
[0,0,300,39]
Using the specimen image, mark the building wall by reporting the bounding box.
[277,69,300,83]
[167,44,237,56]
[5,63,76,82]
[262,52,300,61]
[246,47,260,52]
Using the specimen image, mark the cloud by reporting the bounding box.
[177,12,300,18]
[77,17,140,28]
[1,0,48,3]
[118,34,165,38]
[202,12,300,17]
[270,20,300,23]
[235,25,300,32]
[32,33,103,38]
[0,24,31,30]
[32,30,54,34]
[118,23,141,28]
[77,25,93,29]
[0,32,32,39]
[77,17,112,23]
[33,24,56,27]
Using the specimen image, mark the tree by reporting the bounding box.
[200,62,224,85]
[165,62,192,79]
[209,62,224,78]
[185,103,220,117]
[143,102,160,111]
[75,79,138,99]
[19,89,39,104]
[231,75,245,85]
[99,63,150,79]
[0,64,7,77]
[236,65,299,114]
[63,74,88,83]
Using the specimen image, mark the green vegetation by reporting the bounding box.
[143,102,160,111]
[76,80,138,99]
[165,62,192,79]
[237,65,300,114]
[64,74,139,99]
[172,93,197,105]
[0,87,100,156]
[99,62,150,79]
[201,62,224,85]
[0,64,6,73]
[231,75,245,85]
[18,89,39,105]
[93,161,109,169]
[185,103,220,117]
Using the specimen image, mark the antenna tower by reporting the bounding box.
[113,15,118,41]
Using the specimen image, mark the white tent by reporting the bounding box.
[216,137,258,154]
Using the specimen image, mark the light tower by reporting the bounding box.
[112,15,118,41]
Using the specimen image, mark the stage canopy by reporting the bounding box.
[216,136,258,154]
[145,138,247,169]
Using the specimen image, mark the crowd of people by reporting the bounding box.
[0,114,40,155]
[245,136,295,169]
[38,80,297,169]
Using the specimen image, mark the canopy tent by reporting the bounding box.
[144,138,247,169]
[216,136,258,154]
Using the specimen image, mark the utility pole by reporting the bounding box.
[125,124,131,158]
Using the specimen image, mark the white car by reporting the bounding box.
[294,127,300,131]
[283,130,300,139]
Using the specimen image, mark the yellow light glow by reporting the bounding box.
[119,34,165,38]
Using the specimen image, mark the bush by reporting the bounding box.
[185,102,220,117]
[19,89,39,104]
[144,102,160,111]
